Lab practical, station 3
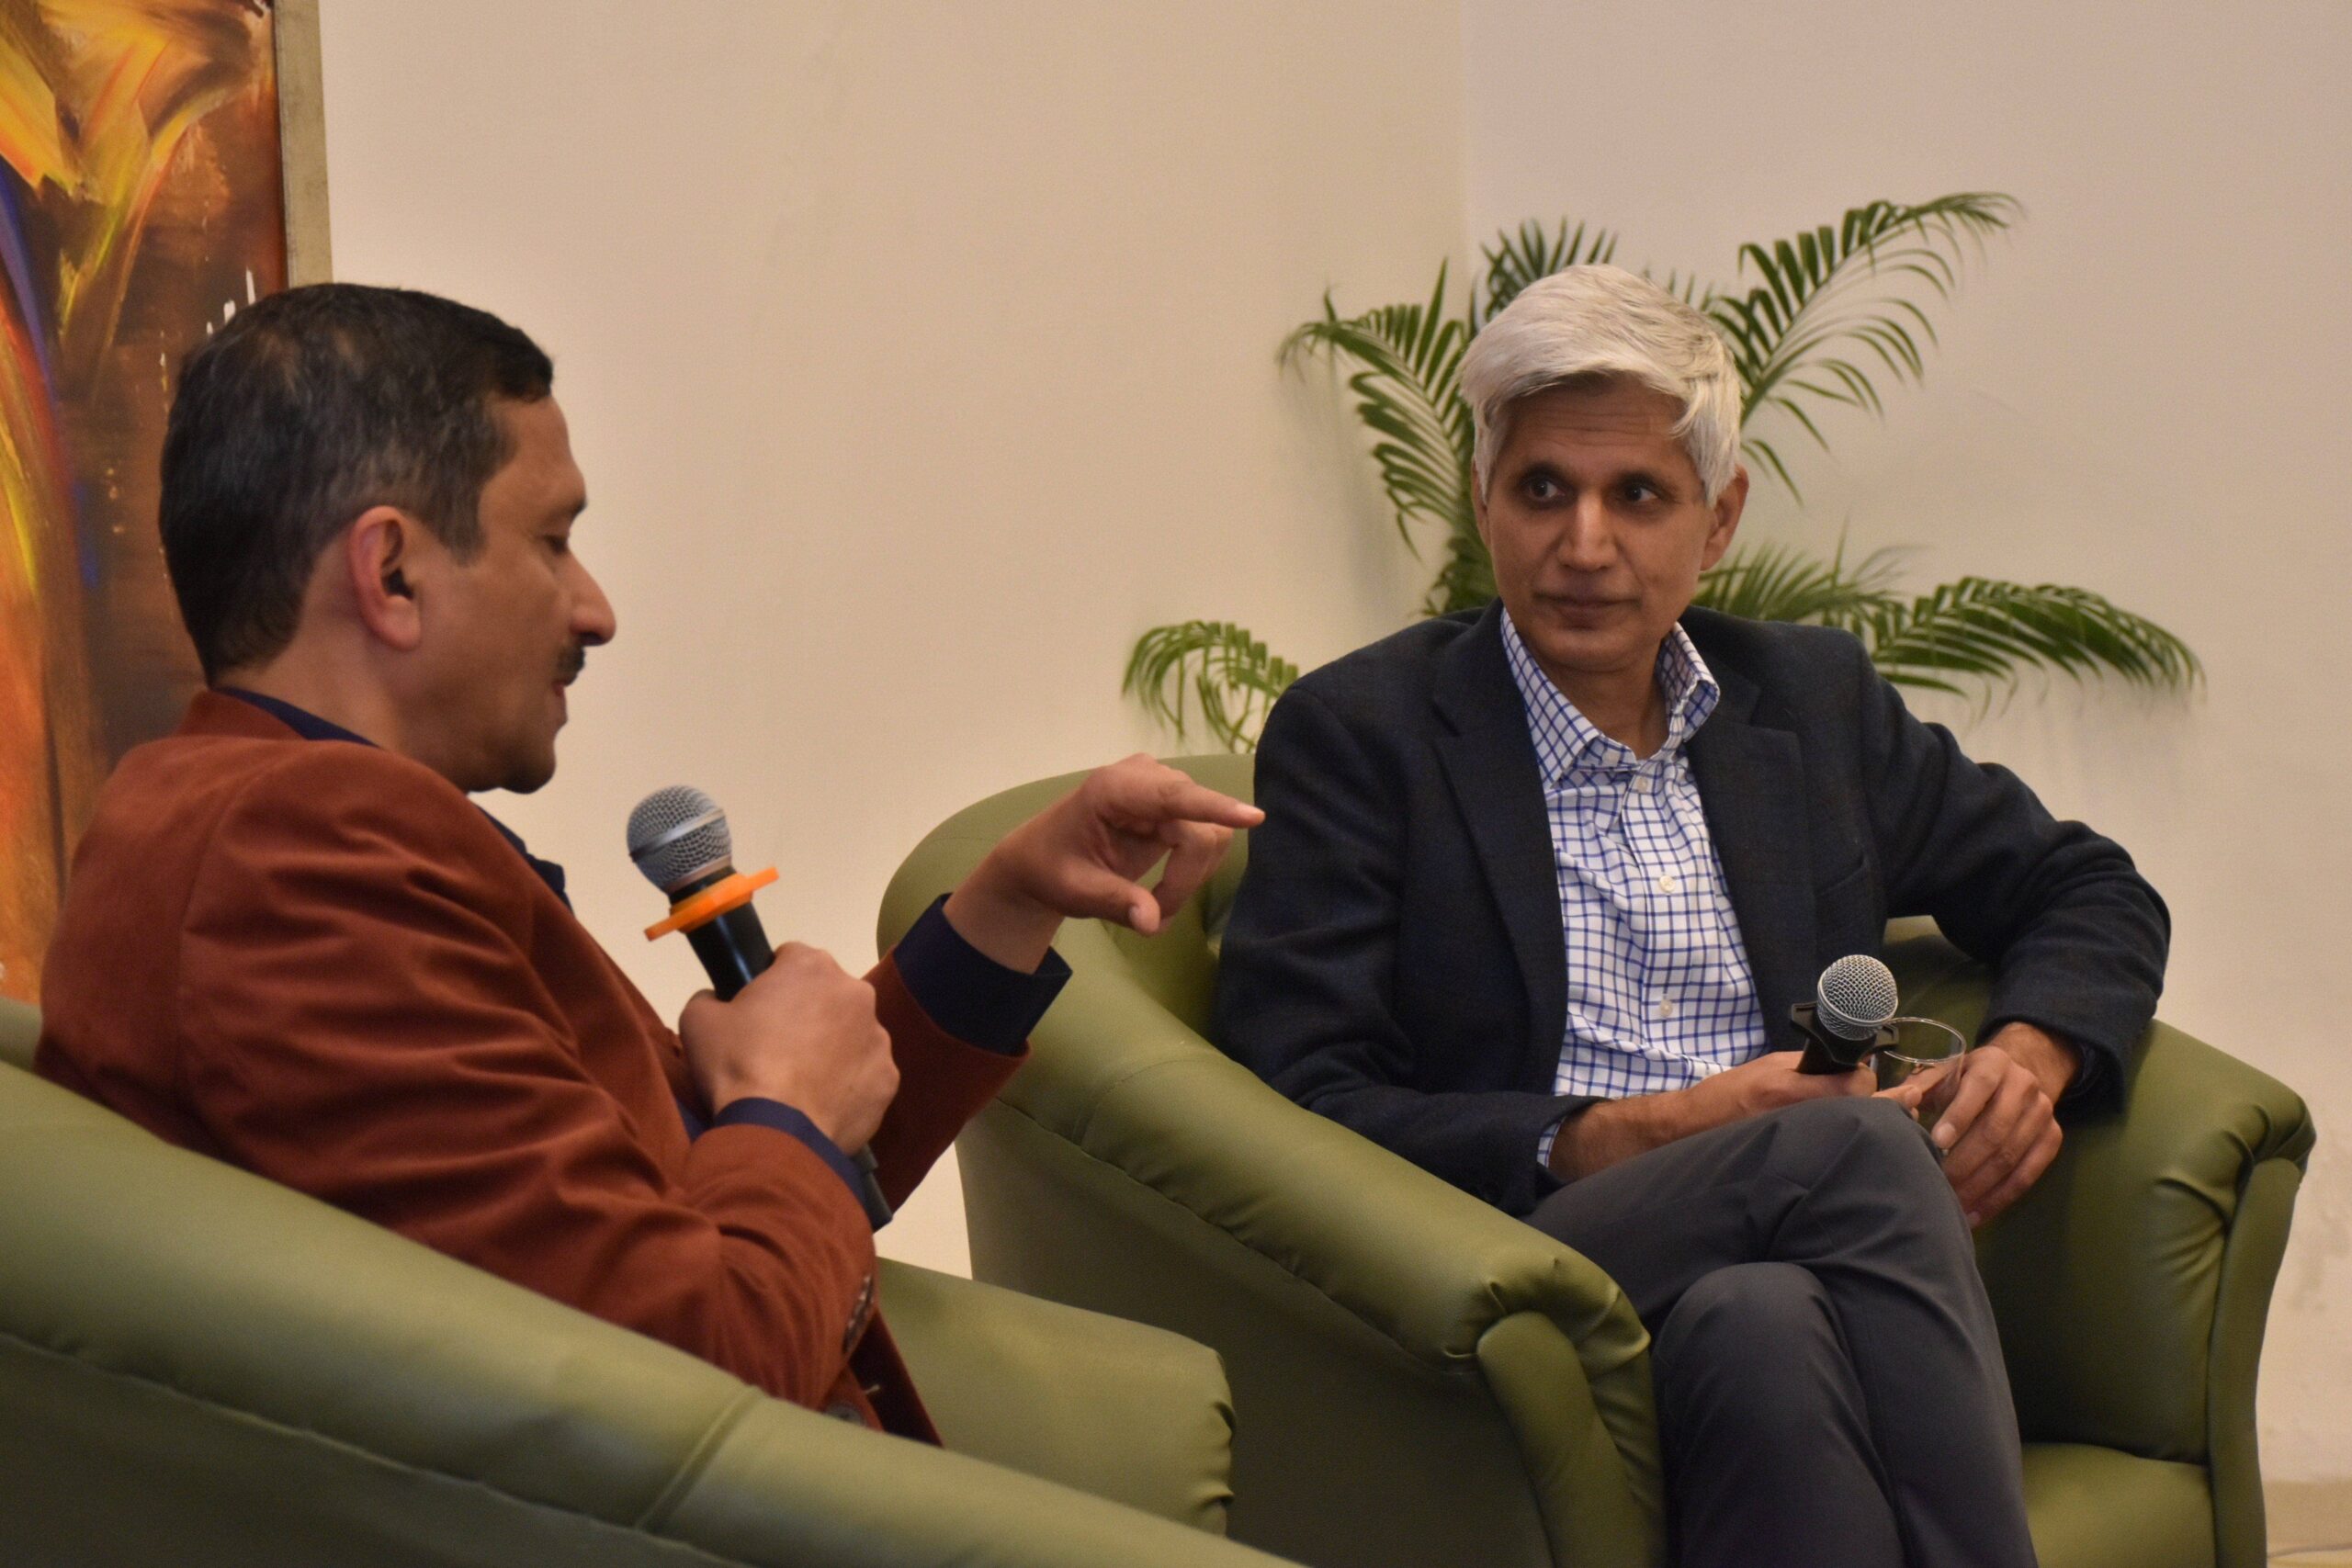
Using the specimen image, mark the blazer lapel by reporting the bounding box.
[1431,606,1566,1089]
[1685,664,1815,1045]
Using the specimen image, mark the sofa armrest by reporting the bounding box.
[1883,926,2314,1468]
[879,786,1645,1382]
[965,942,1663,1566]
[879,1258,1237,1533]
[882,770,1664,1566]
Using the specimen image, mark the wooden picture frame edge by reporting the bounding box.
[274,0,332,286]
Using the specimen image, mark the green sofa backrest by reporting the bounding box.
[0,1024,1292,1567]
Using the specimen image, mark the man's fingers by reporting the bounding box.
[1877,1062,1949,1111]
[1942,1069,2036,1190]
[1053,860,1160,933]
[1928,1055,1998,1153]
[1152,822,1232,921]
[1096,757,1263,830]
[1968,1120,2063,1227]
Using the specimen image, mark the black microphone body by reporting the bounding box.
[685,898,775,1003]
[1791,1002,1889,1075]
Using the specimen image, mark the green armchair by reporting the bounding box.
[879,757,2315,1568]
[0,996,1292,1568]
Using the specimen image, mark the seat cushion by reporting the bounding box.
[2026,1442,2213,1568]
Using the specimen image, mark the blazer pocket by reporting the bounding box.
[1813,860,1881,955]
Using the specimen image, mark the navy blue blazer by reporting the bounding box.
[1216,602,2169,1217]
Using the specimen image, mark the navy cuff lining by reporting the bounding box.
[707,1098,873,1222]
[892,894,1069,1052]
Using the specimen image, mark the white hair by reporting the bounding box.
[1460,264,1741,503]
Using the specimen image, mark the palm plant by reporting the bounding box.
[1125,195,2199,746]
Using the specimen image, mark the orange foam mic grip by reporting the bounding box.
[644,866,779,941]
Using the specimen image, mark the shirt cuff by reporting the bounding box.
[707,1097,871,1217]
[2056,1043,2109,1109]
[1535,1109,1573,1172]
[891,893,1071,1052]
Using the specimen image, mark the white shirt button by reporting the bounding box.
[1658,998,1677,1018]
[1657,874,1679,893]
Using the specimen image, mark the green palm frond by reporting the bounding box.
[1282,263,1475,554]
[1856,578,2201,700]
[1710,194,2020,495]
[1478,219,1619,325]
[1692,538,1905,626]
[1123,620,1301,751]
[1428,528,1497,615]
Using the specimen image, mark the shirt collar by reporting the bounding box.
[219,685,374,747]
[216,686,571,908]
[1500,611,1722,781]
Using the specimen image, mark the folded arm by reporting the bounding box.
[1855,643,2169,1114]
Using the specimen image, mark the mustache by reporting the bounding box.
[558,643,588,684]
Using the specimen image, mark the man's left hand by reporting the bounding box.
[943,755,1263,973]
[1883,1022,2079,1227]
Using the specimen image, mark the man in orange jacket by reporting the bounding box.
[37,282,1259,1438]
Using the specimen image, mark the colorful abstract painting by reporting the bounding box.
[0,0,315,1001]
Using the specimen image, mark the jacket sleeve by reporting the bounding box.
[864,952,1026,1210]
[1853,643,2169,1111]
[1217,682,1583,1215]
[176,754,876,1408]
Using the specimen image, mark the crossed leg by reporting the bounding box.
[1528,1096,2039,1568]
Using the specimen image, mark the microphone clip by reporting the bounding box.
[1791,1001,1896,1076]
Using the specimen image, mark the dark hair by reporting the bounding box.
[159,283,555,680]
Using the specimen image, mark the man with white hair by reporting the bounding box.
[1217,265,2167,1567]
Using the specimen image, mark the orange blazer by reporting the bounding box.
[37,692,1020,1438]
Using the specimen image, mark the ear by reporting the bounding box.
[1697,465,1748,573]
[343,506,426,653]
[1471,465,1492,547]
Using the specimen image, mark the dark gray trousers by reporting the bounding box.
[1528,1096,2038,1568]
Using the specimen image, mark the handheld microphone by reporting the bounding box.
[1792,953,1900,1074]
[628,785,892,1228]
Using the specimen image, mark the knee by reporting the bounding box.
[1656,1262,1831,1366]
[1777,1096,1943,1190]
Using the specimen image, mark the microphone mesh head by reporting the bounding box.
[627,785,731,893]
[1816,954,1899,1041]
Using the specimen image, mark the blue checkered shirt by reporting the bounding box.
[1502,615,1770,1164]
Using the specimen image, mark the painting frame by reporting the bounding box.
[0,0,335,1000]
[275,0,330,285]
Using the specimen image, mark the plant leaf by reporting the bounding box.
[1123,620,1301,751]
[1283,262,1476,557]
[1692,538,1905,626]
[1477,219,1619,326]
[1857,577,2202,701]
[1709,193,2020,498]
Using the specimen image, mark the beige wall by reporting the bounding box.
[1464,0,2352,1480]
[315,1,1458,1271]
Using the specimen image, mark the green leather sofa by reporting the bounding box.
[0,995,1296,1568]
[879,756,2315,1568]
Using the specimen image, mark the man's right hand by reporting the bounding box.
[1690,1050,1875,1122]
[678,943,899,1151]
[1549,1051,1871,1180]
